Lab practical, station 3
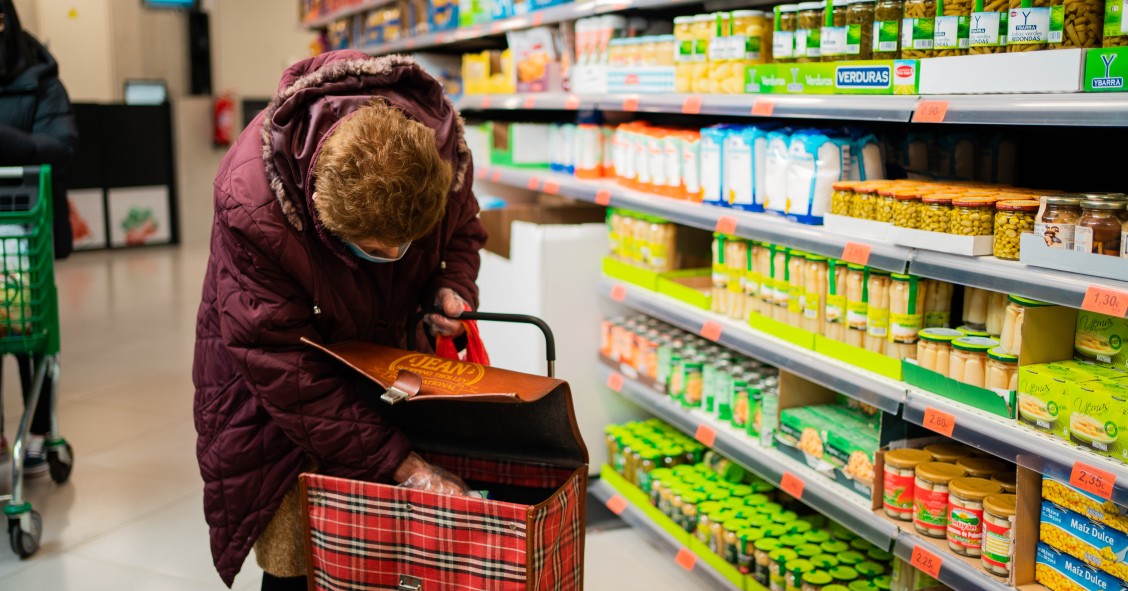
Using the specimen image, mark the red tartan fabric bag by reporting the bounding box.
[299,339,588,591]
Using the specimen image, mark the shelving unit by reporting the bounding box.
[303,0,390,29]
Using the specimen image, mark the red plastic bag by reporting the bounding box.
[435,317,491,365]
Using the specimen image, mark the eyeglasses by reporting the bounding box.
[345,240,412,263]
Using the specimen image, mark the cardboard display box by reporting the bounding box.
[1019,233,1128,283]
[918,49,1086,94]
[479,195,605,258]
[892,227,994,257]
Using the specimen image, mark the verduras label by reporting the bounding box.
[970,11,1008,46]
[1008,6,1064,44]
[903,17,935,49]
[874,20,901,51]
[934,15,971,48]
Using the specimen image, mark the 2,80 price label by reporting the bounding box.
[923,407,955,437]
[910,545,943,579]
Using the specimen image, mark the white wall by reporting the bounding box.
[32,0,116,101]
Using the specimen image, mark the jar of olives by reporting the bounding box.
[892,189,923,229]
[797,2,826,61]
[854,184,884,220]
[993,199,1039,260]
[921,194,955,233]
[832,181,862,216]
[1076,199,1123,256]
[775,5,801,62]
[952,196,997,236]
[873,0,905,57]
[847,0,877,58]
[901,0,937,57]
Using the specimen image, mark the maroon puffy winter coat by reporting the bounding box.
[193,51,485,587]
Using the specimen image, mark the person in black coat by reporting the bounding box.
[0,0,77,476]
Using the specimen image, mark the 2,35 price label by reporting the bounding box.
[1071,461,1116,500]
[910,545,943,579]
[923,406,956,437]
[1082,286,1128,318]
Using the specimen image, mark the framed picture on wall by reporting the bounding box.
[68,189,107,251]
[107,186,172,247]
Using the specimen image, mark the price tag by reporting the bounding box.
[841,241,872,266]
[481,96,492,109]
[681,95,703,115]
[701,321,723,342]
[491,22,503,34]
[1071,461,1117,500]
[780,471,805,499]
[923,407,956,437]
[715,215,738,235]
[435,33,448,44]
[543,180,560,195]
[527,177,542,191]
[621,96,640,112]
[751,99,775,116]
[476,167,489,180]
[565,95,582,110]
[490,171,502,183]
[532,12,545,25]
[675,548,698,571]
[607,372,624,393]
[406,39,417,50]
[595,190,612,206]
[606,495,628,515]
[913,100,949,123]
[694,424,717,447]
[523,96,537,109]
[910,545,943,579]
[610,284,627,302]
[1082,286,1128,318]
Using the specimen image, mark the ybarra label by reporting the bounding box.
[835,65,892,88]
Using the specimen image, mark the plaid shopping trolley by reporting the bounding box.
[300,312,588,591]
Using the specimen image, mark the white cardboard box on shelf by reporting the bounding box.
[571,64,608,95]
[892,226,994,256]
[823,214,895,242]
[919,49,1085,94]
[1019,233,1128,281]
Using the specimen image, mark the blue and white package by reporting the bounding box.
[849,131,886,181]
[785,130,851,225]
[700,125,729,207]
[723,126,754,211]
[763,128,793,216]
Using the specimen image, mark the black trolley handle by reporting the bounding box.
[407,311,557,378]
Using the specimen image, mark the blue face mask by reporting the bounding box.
[346,241,411,263]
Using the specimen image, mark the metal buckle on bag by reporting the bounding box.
[397,575,423,591]
[381,385,412,405]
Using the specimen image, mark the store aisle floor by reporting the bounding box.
[0,247,703,590]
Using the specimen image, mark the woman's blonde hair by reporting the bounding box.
[313,101,453,245]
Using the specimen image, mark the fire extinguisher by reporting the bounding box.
[213,92,235,146]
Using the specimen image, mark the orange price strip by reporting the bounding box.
[490,171,502,183]
[481,96,492,109]
[564,95,581,110]
[1071,461,1116,500]
[841,241,872,266]
[527,177,542,191]
[681,95,703,115]
[923,406,956,437]
[910,545,943,579]
[913,100,949,123]
[543,180,560,195]
[780,471,805,499]
[606,495,628,515]
[751,99,775,116]
[606,372,624,393]
[476,167,489,180]
[701,320,723,342]
[595,189,612,206]
[532,12,544,25]
[1082,285,1128,318]
[621,95,640,112]
[610,284,627,302]
[715,215,738,235]
[694,424,717,447]
[523,96,537,109]
[675,548,697,571]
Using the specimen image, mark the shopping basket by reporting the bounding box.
[0,165,73,559]
[300,312,588,591]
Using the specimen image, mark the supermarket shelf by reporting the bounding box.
[599,276,906,414]
[599,363,902,549]
[589,479,739,591]
[477,164,914,273]
[903,388,1128,507]
[597,94,919,122]
[891,532,1016,591]
[909,250,1128,312]
[935,94,1128,127]
[303,0,389,29]
[455,93,598,111]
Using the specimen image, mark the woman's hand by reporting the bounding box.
[394,452,470,496]
[424,287,467,337]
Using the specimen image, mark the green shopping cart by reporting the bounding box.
[0,165,73,559]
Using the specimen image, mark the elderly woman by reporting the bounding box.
[193,51,486,590]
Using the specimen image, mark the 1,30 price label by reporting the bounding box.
[1071,461,1116,500]
[923,406,956,437]
[1082,286,1128,318]
[910,545,943,579]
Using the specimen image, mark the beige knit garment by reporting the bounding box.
[254,480,307,578]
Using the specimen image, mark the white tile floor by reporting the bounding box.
[0,247,704,590]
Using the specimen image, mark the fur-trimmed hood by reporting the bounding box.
[259,50,470,235]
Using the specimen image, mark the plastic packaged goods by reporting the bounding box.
[700,126,727,208]
[986,348,1019,390]
[797,2,826,61]
[892,189,923,229]
[682,131,704,203]
[786,131,852,224]
[982,493,1016,577]
[882,448,934,520]
[986,290,1008,337]
[775,5,801,61]
[865,270,891,355]
[662,134,683,198]
[969,0,1010,52]
[993,199,1039,260]
[821,0,852,60]
[902,0,937,57]
[888,274,928,361]
[916,328,962,374]
[947,477,1003,556]
[949,336,1000,387]
[1075,199,1123,256]
[765,130,793,216]
[825,260,849,342]
[1034,195,1083,249]
[914,462,967,538]
[934,0,972,54]
[674,16,695,92]
[851,133,886,183]
[846,0,878,58]
[803,256,829,334]
[923,279,954,328]
[724,127,756,211]
[845,264,868,348]
[873,0,905,56]
[788,249,808,327]
[646,131,667,192]
[962,287,990,331]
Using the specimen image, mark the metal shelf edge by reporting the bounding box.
[597,94,918,123]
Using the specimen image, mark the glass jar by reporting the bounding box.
[920,194,955,233]
[775,5,801,62]
[962,286,989,331]
[787,559,816,591]
[803,255,829,334]
[845,263,868,348]
[986,290,1008,337]
[847,0,878,58]
[889,274,928,361]
[865,270,891,355]
[949,336,999,387]
[902,0,937,57]
[787,249,807,327]
[804,530,831,545]
[674,16,696,93]
[934,0,972,55]
[1007,0,1103,52]
[802,570,834,591]
[874,0,905,56]
[992,471,1017,494]
[923,279,953,328]
[772,246,791,322]
[722,519,749,566]
[738,528,766,573]
[849,538,873,553]
[829,566,860,586]
[797,2,826,61]
[925,442,975,463]
[848,582,877,591]
[1076,199,1123,256]
[916,327,962,374]
[756,538,784,585]
[947,477,1003,556]
[857,186,884,220]
[1035,195,1083,249]
[735,9,772,66]
[956,457,1006,480]
[969,0,1009,52]
[811,554,841,570]
[771,548,801,591]
[873,575,892,591]
[986,347,1018,391]
[993,199,1039,260]
[837,551,865,567]
[982,493,1016,577]
[952,196,997,236]
[832,181,861,216]
[696,501,724,544]
[875,186,897,223]
[691,14,714,93]
[892,190,923,229]
[882,448,934,520]
[914,462,967,538]
[825,260,849,342]
[821,0,852,61]
[856,561,887,579]
[795,542,823,560]
[1084,193,1128,221]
